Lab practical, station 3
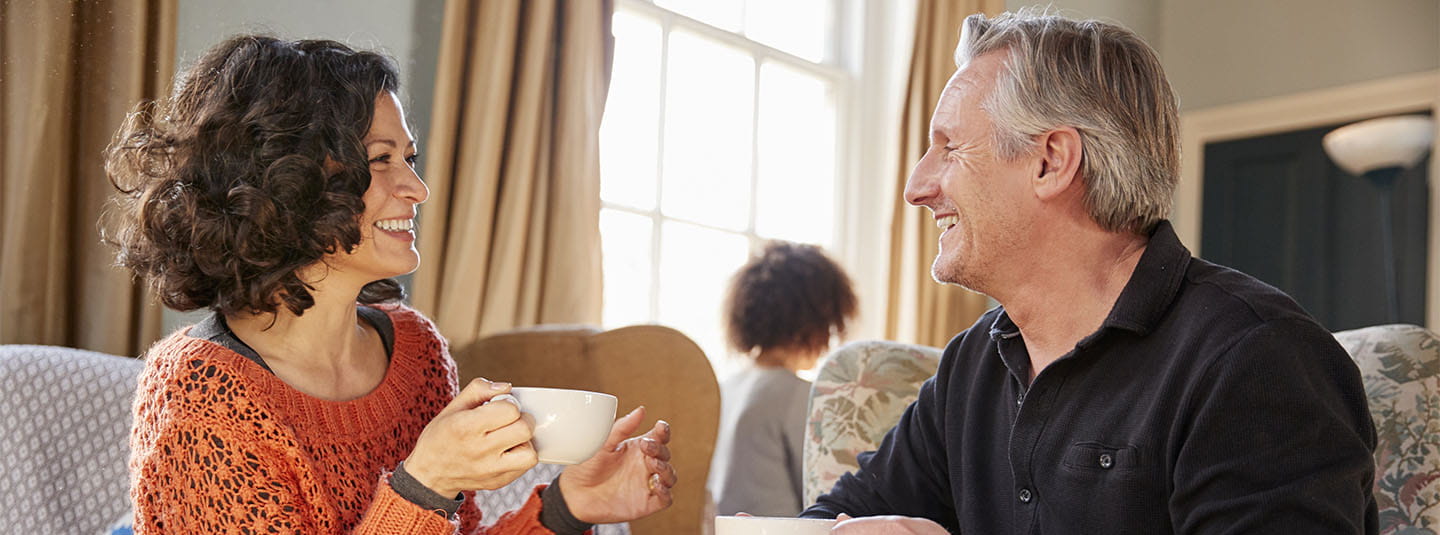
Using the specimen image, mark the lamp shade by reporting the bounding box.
[1322,115,1435,176]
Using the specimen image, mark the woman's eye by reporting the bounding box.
[404,154,419,166]
[369,154,390,164]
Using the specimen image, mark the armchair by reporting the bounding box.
[0,345,141,534]
[1334,324,1440,533]
[801,340,942,506]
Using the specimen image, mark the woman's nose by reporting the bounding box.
[399,167,429,204]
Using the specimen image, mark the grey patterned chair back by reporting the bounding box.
[801,340,943,506]
[0,345,142,534]
[1334,324,1440,533]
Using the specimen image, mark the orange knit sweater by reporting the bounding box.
[129,304,553,534]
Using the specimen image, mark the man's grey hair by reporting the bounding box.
[956,8,1180,234]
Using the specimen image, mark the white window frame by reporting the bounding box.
[604,0,855,329]
[601,0,917,352]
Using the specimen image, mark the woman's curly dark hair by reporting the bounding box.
[104,36,405,317]
[723,241,858,356]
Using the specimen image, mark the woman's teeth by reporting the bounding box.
[375,219,414,232]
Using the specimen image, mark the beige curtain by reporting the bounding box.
[0,0,174,356]
[885,0,1004,349]
[413,0,611,348]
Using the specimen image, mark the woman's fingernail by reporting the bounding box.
[490,393,520,409]
[492,381,511,390]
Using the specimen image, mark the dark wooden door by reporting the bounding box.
[1201,117,1430,331]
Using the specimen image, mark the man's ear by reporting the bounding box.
[1033,127,1083,200]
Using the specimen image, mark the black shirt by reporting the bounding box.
[802,221,1377,534]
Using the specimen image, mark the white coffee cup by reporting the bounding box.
[714,516,837,535]
[507,387,618,465]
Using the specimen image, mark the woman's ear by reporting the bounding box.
[322,155,345,177]
[1033,127,1083,200]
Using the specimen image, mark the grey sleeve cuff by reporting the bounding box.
[392,461,465,518]
[539,473,594,535]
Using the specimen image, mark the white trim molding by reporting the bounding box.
[1175,70,1440,330]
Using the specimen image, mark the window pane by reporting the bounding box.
[657,221,750,373]
[600,209,655,328]
[655,0,742,31]
[744,0,831,62]
[755,62,836,246]
[661,30,755,231]
[600,11,662,211]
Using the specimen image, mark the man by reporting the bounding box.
[802,10,1377,534]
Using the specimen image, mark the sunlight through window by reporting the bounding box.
[599,0,845,376]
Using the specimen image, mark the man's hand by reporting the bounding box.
[831,513,948,534]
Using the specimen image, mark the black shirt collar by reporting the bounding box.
[989,220,1192,341]
[1101,220,1192,336]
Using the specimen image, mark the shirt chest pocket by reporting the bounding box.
[1061,442,1140,474]
[1050,442,1167,533]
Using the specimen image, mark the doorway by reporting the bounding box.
[1201,116,1430,330]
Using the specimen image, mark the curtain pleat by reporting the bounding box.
[0,0,174,356]
[412,0,610,349]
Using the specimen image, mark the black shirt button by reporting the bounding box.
[1099,453,1114,469]
[1018,488,1033,503]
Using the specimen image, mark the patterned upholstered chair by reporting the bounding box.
[0,345,143,534]
[801,340,942,506]
[1334,324,1440,533]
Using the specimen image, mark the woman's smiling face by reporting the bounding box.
[328,91,429,282]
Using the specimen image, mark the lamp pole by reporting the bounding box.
[1364,167,1403,324]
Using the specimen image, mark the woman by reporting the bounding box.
[106,36,675,534]
[706,241,857,516]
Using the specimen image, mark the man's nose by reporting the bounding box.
[904,153,938,207]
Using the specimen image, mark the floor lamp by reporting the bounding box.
[1322,115,1435,323]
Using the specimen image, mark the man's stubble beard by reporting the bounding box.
[931,254,987,295]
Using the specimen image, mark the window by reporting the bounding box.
[599,0,850,375]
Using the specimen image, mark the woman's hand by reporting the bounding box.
[558,406,677,524]
[404,378,539,497]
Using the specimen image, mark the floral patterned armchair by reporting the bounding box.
[801,340,942,506]
[1334,324,1440,534]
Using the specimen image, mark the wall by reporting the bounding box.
[1159,0,1438,111]
[1008,0,1438,112]
[1007,0,1161,49]
[164,0,444,334]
